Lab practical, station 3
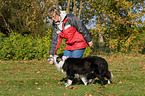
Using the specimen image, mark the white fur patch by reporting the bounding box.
[61,69,66,74]
[110,72,114,79]
[108,72,114,84]
[65,79,73,87]
[53,55,68,71]
[108,80,111,84]
[81,76,88,85]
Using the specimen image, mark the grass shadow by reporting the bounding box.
[60,77,112,86]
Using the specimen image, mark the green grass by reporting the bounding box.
[0,54,145,96]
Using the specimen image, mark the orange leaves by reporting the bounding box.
[132,83,135,85]
[97,90,103,95]
[37,71,40,73]
[84,94,94,96]
[65,88,68,91]
[35,82,39,85]
[139,65,145,70]
[58,81,62,85]
[69,86,77,90]
[65,86,78,90]
[0,81,7,84]
[119,81,122,84]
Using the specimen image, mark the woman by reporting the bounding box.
[48,6,93,59]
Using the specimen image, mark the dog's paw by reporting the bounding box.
[89,79,95,84]
[64,83,70,87]
[108,80,111,84]
[64,79,72,87]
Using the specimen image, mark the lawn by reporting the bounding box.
[0,54,145,96]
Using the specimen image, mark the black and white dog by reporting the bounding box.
[48,54,114,87]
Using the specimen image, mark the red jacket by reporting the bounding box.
[49,14,92,55]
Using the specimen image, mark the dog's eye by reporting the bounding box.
[56,57,62,63]
[57,58,62,61]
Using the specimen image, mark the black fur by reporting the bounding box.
[62,56,113,86]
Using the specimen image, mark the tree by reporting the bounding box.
[1,0,144,53]
[0,0,53,37]
[58,0,95,23]
[90,0,144,53]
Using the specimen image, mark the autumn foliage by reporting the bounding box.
[0,0,144,60]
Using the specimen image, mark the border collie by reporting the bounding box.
[48,54,114,87]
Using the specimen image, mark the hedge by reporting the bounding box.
[0,30,52,60]
[0,28,144,60]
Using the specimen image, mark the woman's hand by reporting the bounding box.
[88,41,93,47]
[49,61,53,64]
[48,54,53,64]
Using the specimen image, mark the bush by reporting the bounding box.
[0,29,52,60]
[89,28,145,54]
[1,27,144,61]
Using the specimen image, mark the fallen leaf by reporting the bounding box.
[55,78,60,80]
[99,85,105,88]
[58,82,62,84]
[64,93,67,96]
[69,86,77,90]
[0,81,7,84]
[97,90,103,95]
[119,81,122,84]
[139,66,145,70]
[35,82,39,85]
[89,94,94,96]
[37,71,40,73]
[122,69,126,72]
[65,88,68,91]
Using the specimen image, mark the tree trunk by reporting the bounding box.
[2,16,11,33]
[55,0,59,9]
[78,0,82,19]
[73,0,77,16]
[66,0,71,14]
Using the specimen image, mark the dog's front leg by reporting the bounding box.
[65,74,74,87]
[53,55,58,65]
[65,79,73,87]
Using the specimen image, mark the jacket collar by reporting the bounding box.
[60,11,67,22]
[55,11,67,24]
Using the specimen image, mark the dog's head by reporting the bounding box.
[48,53,68,71]
[48,53,64,64]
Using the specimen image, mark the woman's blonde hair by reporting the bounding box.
[48,5,60,17]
